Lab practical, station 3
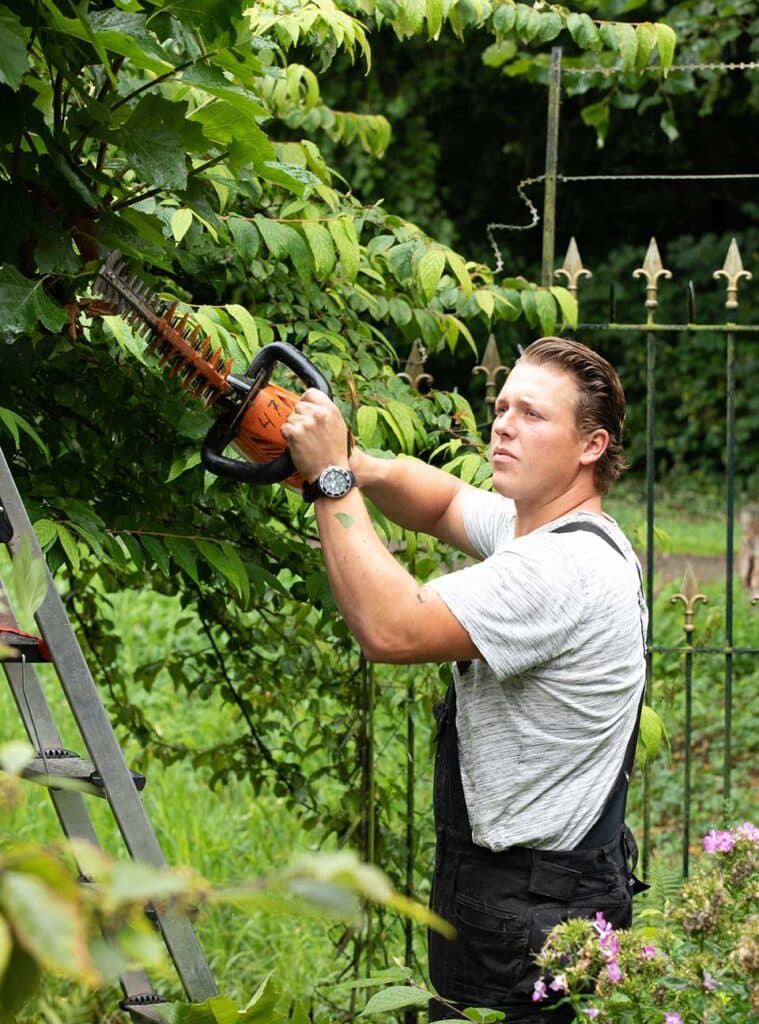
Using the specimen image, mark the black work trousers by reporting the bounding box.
[428,684,637,1023]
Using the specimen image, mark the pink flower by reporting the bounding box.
[549,974,568,994]
[593,912,612,939]
[532,979,548,1003]
[737,821,759,843]
[583,1010,599,1020]
[605,959,622,983]
[600,933,620,959]
[703,829,735,853]
[640,945,657,960]
[702,970,718,991]
[663,1014,682,1024]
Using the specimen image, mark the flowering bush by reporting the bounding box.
[533,823,759,1023]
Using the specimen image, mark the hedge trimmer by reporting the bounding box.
[93,251,331,487]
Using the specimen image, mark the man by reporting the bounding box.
[281,336,647,1022]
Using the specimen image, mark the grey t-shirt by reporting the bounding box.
[427,489,647,852]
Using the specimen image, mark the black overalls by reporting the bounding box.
[428,523,646,1023]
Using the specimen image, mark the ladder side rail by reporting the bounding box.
[0,447,217,1001]
[1,587,162,1006]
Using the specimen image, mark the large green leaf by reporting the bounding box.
[328,217,360,281]
[417,248,446,303]
[656,22,677,76]
[0,9,31,90]
[10,535,49,624]
[0,408,49,457]
[0,872,97,983]
[120,95,206,190]
[88,9,174,73]
[613,22,638,74]
[361,986,430,1014]
[188,99,275,169]
[301,221,336,278]
[0,266,67,335]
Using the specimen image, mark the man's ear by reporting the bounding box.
[579,429,609,466]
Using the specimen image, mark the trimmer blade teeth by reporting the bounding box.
[92,251,233,404]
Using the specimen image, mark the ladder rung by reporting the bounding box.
[22,749,146,797]
[120,992,171,1022]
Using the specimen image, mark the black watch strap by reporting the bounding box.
[302,465,357,503]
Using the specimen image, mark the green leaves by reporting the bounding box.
[0,872,97,985]
[655,23,677,77]
[9,536,48,627]
[195,540,250,606]
[0,409,49,458]
[0,8,31,90]
[417,248,446,303]
[0,266,67,336]
[328,217,361,281]
[245,1,371,70]
[121,96,206,191]
[189,99,274,170]
[361,985,430,1014]
[301,221,336,278]
[637,704,669,767]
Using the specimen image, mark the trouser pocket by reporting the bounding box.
[450,889,530,997]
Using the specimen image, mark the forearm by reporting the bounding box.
[351,448,475,545]
[314,489,478,663]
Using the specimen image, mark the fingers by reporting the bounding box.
[280,390,348,478]
[285,389,340,429]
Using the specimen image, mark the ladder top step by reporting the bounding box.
[0,628,51,663]
[23,749,146,797]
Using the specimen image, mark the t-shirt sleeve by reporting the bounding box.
[462,489,516,558]
[427,538,585,678]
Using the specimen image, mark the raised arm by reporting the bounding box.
[350,448,480,557]
[281,391,482,664]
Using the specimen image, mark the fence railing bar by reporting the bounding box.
[577,322,759,332]
[649,646,759,655]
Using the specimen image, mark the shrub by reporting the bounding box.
[533,823,759,1023]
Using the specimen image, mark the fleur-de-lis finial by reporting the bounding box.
[473,334,509,406]
[633,238,672,311]
[713,237,752,311]
[554,237,592,301]
[671,562,708,636]
[398,339,433,392]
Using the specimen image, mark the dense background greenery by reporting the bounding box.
[0,0,757,1019]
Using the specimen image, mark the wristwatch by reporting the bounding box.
[302,465,357,503]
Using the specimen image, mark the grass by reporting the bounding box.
[606,477,738,557]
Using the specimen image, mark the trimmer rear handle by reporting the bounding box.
[200,342,331,484]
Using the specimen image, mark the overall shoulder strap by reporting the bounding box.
[550,519,647,850]
[551,519,626,561]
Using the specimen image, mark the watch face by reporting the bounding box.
[320,466,352,497]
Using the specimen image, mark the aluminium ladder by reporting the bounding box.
[0,444,217,1021]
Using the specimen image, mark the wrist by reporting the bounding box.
[302,464,357,503]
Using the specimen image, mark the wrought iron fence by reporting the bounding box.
[398,236,757,893]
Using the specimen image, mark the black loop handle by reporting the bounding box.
[201,343,331,484]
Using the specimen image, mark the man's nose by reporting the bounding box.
[493,410,515,436]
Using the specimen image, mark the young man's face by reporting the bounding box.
[491,359,593,506]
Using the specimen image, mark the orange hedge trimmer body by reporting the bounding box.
[93,252,331,487]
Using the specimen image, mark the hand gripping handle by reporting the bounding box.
[200,342,331,484]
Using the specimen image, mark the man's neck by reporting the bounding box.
[513,493,603,538]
